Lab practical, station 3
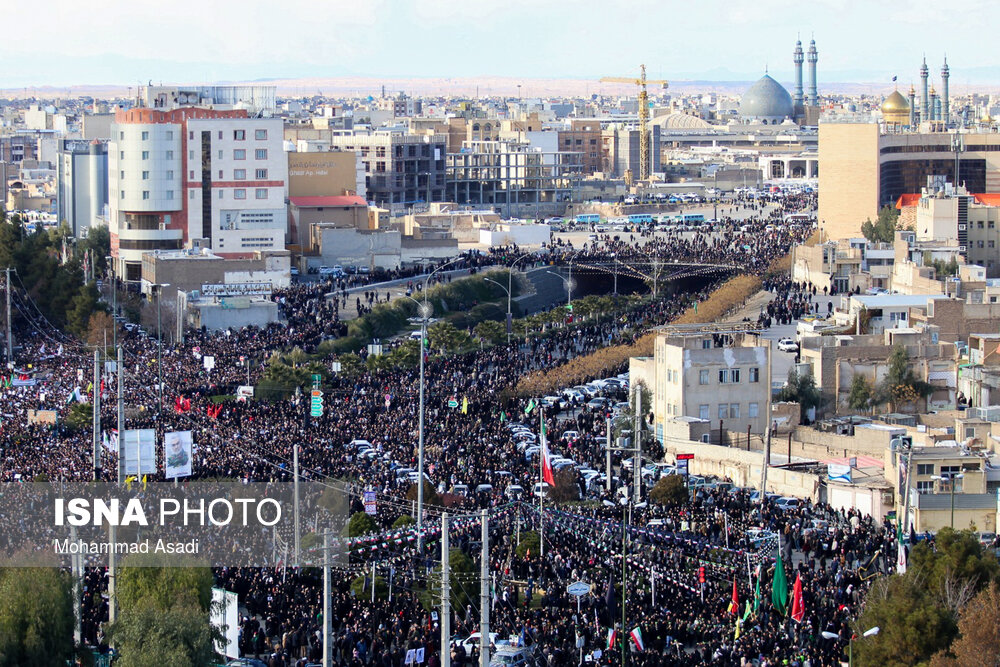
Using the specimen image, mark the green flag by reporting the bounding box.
[742,599,753,623]
[499,410,507,423]
[753,565,762,613]
[524,399,536,415]
[771,553,789,615]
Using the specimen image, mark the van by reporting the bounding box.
[505,485,524,498]
[452,484,470,497]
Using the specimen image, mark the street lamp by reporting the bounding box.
[822,626,878,667]
[482,278,512,343]
[932,472,964,529]
[545,269,575,309]
[150,283,170,416]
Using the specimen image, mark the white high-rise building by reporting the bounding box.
[109,107,286,282]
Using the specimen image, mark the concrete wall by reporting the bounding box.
[193,300,279,332]
[316,228,402,269]
[513,267,572,315]
[818,123,880,241]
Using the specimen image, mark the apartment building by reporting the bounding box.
[651,324,772,442]
[326,130,446,210]
[109,107,286,282]
[56,139,108,237]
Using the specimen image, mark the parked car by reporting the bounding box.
[774,496,802,510]
[777,338,799,353]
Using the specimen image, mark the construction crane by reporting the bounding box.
[600,65,668,182]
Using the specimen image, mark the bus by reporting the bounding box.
[675,213,705,224]
[575,214,601,225]
[627,213,654,225]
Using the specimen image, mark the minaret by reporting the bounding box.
[908,84,916,126]
[806,39,818,106]
[941,57,950,123]
[929,85,938,121]
[920,57,929,122]
[793,40,804,107]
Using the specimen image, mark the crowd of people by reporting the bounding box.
[0,192,904,666]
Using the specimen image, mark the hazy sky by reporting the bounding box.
[2,0,995,88]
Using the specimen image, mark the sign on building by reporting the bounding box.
[201,282,273,297]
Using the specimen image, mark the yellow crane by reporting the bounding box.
[600,65,668,182]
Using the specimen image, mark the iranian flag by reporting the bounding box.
[540,420,555,486]
[629,627,645,652]
[727,577,739,616]
[606,628,618,649]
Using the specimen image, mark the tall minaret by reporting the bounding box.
[806,39,818,106]
[793,40,804,107]
[941,56,950,123]
[929,85,938,121]
[908,84,916,126]
[920,57,929,122]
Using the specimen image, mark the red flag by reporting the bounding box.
[727,577,739,615]
[540,422,555,486]
[790,573,804,622]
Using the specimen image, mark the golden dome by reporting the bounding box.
[881,90,910,124]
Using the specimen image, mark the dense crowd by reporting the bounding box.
[0,193,900,666]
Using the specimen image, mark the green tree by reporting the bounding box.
[351,575,388,601]
[427,321,469,354]
[66,281,102,337]
[337,353,364,378]
[861,205,900,244]
[0,567,74,667]
[406,480,441,507]
[347,511,377,537]
[64,402,93,431]
[392,515,415,529]
[777,370,823,421]
[650,475,689,507]
[515,531,541,559]
[473,320,506,346]
[386,340,420,369]
[424,548,478,612]
[111,557,219,667]
[847,374,873,413]
[548,467,581,503]
[855,528,999,667]
[873,346,933,412]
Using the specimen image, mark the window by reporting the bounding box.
[718,404,729,419]
[916,481,935,494]
[165,131,173,140]
[218,190,223,200]
[255,149,268,160]
[218,131,223,140]
[255,188,267,199]
[699,370,709,385]
[234,189,246,200]
[699,404,710,420]
[234,149,246,160]
[702,339,712,349]
[218,150,224,160]
[141,171,149,180]
[119,170,125,179]
[940,465,960,476]
[916,463,934,476]
[729,403,740,419]
[141,151,149,160]
[120,190,125,199]
[749,402,759,418]
[141,131,149,140]
[166,190,174,200]
[219,170,224,179]
[165,170,174,180]
[233,130,246,141]
[189,131,194,140]
[255,129,267,140]
[120,131,124,140]
[189,170,194,179]
[255,168,268,179]
[142,191,149,200]
[166,150,174,160]
[965,427,976,438]
[120,151,125,160]
[234,169,246,180]
[990,240,996,249]
[749,367,760,383]
[189,190,195,200]
[719,369,740,384]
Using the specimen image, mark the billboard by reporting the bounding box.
[201,282,272,297]
[164,431,193,479]
[121,429,157,476]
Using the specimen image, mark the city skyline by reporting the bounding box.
[2,0,998,88]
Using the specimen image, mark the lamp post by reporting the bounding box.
[150,283,170,416]
[500,253,535,344]
[823,626,878,667]
[482,278,512,343]
[545,268,575,309]
[932,472,964,529]
[407,255,467,555]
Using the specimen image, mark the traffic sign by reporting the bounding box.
[311,373,321,384]
[447,398,459,409]
[566,581,592,597]
[676,453,694,460]
[363,490,377,516]
[310,389,323,417]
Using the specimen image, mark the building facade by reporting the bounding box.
[109,107,286,281]
[56,139,108,237]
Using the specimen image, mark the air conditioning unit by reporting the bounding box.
[958,224,966,231]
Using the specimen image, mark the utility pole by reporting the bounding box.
[71,524,81,647]
[92,349,101,480]
[606,416,612,493]
[900,439,915,535]
[155,285,163,415]
[633,388,642,504]
[539,407,545,560]
[760,423,772,502]
[5,267,12,365]
[441,513,451,667]
[116,347,124,485]
[294,444,300,567]
[417,313,427,554]
[323,529,331,667]
[479,509,490,667]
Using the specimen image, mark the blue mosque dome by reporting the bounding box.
[739,74,795,124]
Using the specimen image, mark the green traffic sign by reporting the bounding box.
[447,398,459,408]
[311,374,321,383]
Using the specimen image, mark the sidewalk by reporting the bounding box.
[721,289,774,324]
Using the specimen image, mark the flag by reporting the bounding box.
[896,519,908,574]
[461,397,468,414]
[606,628,618,649]
[605,579,618,627]
[540,421,555,486]
[524,399,536,415]
[499,410,506,423]
[892,75,898,82]
[727,577,739,616]
[753,565,762,613]
[629,627,644,652]
[742,599,753,623]
[772,553,789,615]
[790,573,804,622]
[734,617,743,640]
[67,386,84,404]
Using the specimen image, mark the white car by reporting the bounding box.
[777,338,799,353]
